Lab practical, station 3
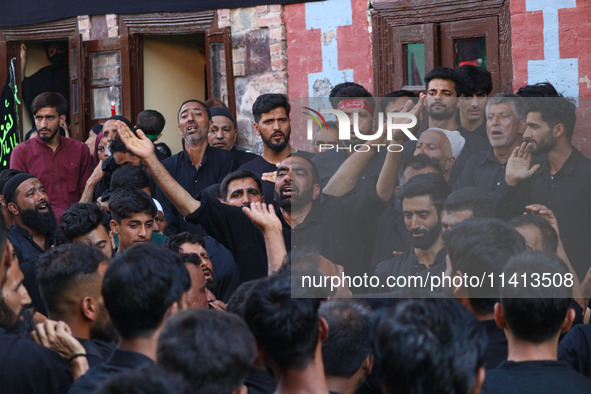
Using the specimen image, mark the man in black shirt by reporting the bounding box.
[158,99,236,235]
[499,92,591,278]
[374,173,450,289]
[484,251,591,393]
[0,213,74,394]
[68,244,191,394]
[454,94,526,194]
[208,106,257,166]
[239,94,292,204]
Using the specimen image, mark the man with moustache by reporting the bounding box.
[454,94,525,195]
[374,173,450,290]
[240,93,292,204]
[208,107,257,166]
[499,89,591,279]
[157,99,235,235]
[10,92,92,220]
[4,173,56,264]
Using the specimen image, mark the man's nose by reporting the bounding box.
[138,225,147,238]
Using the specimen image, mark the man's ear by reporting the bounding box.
[81,296,98,322]
[518,119,527,135]
[232,385,248,394]
[472,366,486,394]
[7,202,19,216]
[362,354,374,375]
[561,308,576,334]
[319,316,329,341]
[452,270,469,299]
[59,114,67,126]
[446,156,456,172]
[253,122,261,137]
[553,123,565,139]
[110,219,119,235]
[312,184,321,201]
[494,302,507,329]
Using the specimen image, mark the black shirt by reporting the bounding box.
[373,248,447,294]
[0,327,73,394]
[497,149,591,278]
[450,126,491,185]
[158,146,236,235]
[370,203,412,272]
[238,155,279,205]
[68,349,153,394]
[8,224,54,266]
[244,366,276,394]
[559,324,591,378]
[311,149,385,190]
[232,147,258,167]
[483,360,591,394]
[453,149,508,193]
[478,318,508,371]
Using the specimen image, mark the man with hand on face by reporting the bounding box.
[10,92,92,220]
[239,93,292,204]
[208,107,257,166]
[157,99,236,235]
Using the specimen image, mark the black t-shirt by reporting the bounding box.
[0,327,73,394]
[478,318,508,371]
[244,366,276,394]
[559,324,591,378]
[483,360,591,394]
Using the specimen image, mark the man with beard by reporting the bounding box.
[404,67,490,185]
[36,243,116,367]
[0,212,76,393]
[4,173,56,265]
[374,173,450,291]
[239,93,292,204]
[10,92,92,220]
[157,99,236,235]
[500,89,591,279]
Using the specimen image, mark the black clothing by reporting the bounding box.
[244,366,276,394]
[450,127,491,185]
[373,248,447,294]
[238,155,278,206]
[68,349,153,394]
[370,203,412,271]
[0,327,73,394]
[186,193,273,282]
[159,146,236,235]
[559,324,591,378]
[22,63,69,124]
[20,256,46,316]
[9,224,54,266]
[204,236,241,302]
[311,149,385,190]
[478,318,508,371]
[453,149,508,193]
[483,360,591,394]
[78,338,110,368]
[232,147,258,167]
[497,149,591,278]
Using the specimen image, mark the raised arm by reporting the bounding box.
[115,121,200,216]
[243,202,286,275]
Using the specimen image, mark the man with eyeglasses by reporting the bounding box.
[10,92,92,220]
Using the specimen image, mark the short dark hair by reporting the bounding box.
[244,274,321,371]
[157,310,256,394]
[399,154,444,184]
[455,65,492,96]
[32,92,68,116]
[320,300,373,378]
[516,82,559,98]
[164,232,205,253]
[136,109,165,137]
[109,187,156,223]
[36,243,106,319]
[94,366,191,394]
[398,173,450,213]
[443,187,496,218]
[443,218,525,305]
[328,84,375,112]
[177,99,211,122]
[111,166,150,192]
[252,93,290,123]
[102,244,190,340]
[226,280,260,318]
[424,67,459,94]
[500,251,572,342]
[373,298,485,394]
[381,90,418,113]
[56,203,110,245]
[524,95,577,140]
[219,170,262,202]
[509,214,559,254]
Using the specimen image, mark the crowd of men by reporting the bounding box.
[1,63,591,393]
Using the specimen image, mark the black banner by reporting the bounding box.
[0,0,320,27]
[0,58,20,170]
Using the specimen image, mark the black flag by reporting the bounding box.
[0,58,20,169]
